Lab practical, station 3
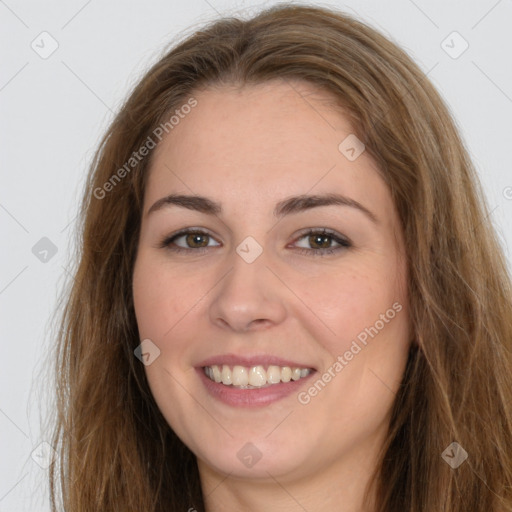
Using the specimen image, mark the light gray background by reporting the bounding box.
[1,0,511,510]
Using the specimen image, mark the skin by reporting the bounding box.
[132,80,411,512]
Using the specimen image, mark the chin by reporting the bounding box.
[194,434,318,481]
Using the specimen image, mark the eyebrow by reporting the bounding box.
[146,192,378,223]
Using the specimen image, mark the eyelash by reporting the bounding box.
[158,228,352,257]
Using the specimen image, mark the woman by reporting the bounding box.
[49,4,512,511]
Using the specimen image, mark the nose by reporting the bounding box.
[208,249,287,333]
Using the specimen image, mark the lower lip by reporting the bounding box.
[196,367,316,407]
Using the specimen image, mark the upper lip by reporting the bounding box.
[197,353,316,370]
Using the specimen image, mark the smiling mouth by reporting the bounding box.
[203,364,314,389]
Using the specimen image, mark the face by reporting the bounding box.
[132,80,411,486]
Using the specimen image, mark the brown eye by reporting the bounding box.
[308,233,333,249]
[184,233,210,248]
[292,228,352,256]
[160,229,221,253]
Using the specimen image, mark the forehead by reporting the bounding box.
[145,80,390,220]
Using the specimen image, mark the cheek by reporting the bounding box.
[132,255,202,340]
[295,261,406,353]
[312,268,409,416]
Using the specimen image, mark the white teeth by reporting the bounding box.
[232,365,248,386]
[221,365,232,385]
[248,366,267,387]
[266,365,281,384]
[281,367,292,383]
[204,364,312,387]
[291,368,301,381]
[212,365,222,383]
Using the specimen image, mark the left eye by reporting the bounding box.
[159,228,351,256]
[290,228,352,256]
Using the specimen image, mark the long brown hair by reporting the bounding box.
[48,4,512,511]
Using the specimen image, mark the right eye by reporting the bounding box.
[159,229,221,253]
